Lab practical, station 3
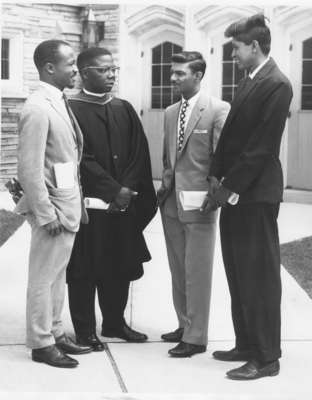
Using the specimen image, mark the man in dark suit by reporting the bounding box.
[201,14,293,380]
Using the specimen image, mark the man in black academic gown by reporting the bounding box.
[67,47,157,351]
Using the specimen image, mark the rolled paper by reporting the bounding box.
[84,197,110,210]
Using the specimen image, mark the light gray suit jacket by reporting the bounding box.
[159,93,230,223]
[15,85,88,232]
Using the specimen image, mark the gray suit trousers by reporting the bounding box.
[26,222,76,349]
[161,212,216,345]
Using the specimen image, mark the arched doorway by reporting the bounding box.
[287,28,312,190]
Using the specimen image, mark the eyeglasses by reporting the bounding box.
[82,65,120,74]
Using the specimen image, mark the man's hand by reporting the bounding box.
[5,178,23,204]
[107,202,124,214]
[156,186,166,208]
[200,194,218,214]
[43,219,64,236]
[114,187,138,210]
[200,184,232,214]
[206,176,220,195]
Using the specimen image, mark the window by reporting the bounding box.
[1,39,10,80]
[1,32,24,97]
[151,42,182,109]
[302,37,312,110]
[222,41,246,102]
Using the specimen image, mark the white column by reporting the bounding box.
[118,5,142,113]
[184,5,211,94]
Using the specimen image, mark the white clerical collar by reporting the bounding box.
[182,90,201,108]
[39,81,63,100]
[249,57,270,80]
[83,88,108,97]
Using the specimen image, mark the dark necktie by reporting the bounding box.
[63,93,78,144]
[238,76,252,93]
[178,99,189,151]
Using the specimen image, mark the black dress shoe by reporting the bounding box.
[76,333,105,352]
[168,341,206,358]
[32,344,78,368]
[213,347,252,362]
[226,360,280,380]
[55,334,92,355]
[101,323,148,343]
[161,328,184,342]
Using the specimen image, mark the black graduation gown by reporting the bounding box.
[67,93,157,282]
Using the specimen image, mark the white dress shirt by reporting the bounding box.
[249,56,270,80]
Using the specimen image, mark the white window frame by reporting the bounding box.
[1,31,25,97]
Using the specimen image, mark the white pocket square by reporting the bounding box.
[193,129,208,134]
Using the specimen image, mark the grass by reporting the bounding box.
[280,237,312,299]
[0,209,25,247]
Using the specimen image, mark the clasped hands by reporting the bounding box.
[200,176,232,214]
[107,186,138,213]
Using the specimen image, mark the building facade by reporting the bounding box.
[1,3,312,201]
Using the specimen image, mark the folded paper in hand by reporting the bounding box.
[179,191,207,211]
[54,162,75,189]
[84,197,110,210]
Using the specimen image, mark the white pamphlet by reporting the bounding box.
[179,191,207,211]
[84,197,110,210]
[54,161,75,189]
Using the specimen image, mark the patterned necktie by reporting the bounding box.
[178,99,189,151]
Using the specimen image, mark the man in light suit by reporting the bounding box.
[202,15,293,379]
[158,51,230,357]
[15,39,92,368]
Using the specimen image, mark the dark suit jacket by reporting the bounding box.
[210,58,293,204]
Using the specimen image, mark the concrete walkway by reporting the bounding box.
[0,192,312,399]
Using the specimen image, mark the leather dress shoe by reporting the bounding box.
[32,344,78,368]
[76,333,105,352]
[161,328,184,343]
[213,347,252,362]
[55,334,92,355]
[168,341,206,358]
[101,323,148,343]
[226,360,280,380]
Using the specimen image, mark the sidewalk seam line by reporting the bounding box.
[104,343,128,393]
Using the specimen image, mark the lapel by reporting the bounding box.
[224,58,276,129]
[177,93,205,157]
[168,101,181,169]
[39,87,78,144]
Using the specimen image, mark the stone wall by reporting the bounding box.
[0,3,120,188]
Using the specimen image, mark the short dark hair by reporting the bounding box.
[33,39,71,70]
[77,47,112,71]
[171,51,206,79]
[225,14,271,55]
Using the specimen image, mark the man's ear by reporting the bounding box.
[44,62,56,75]
[251,40,260,53]
[195,71,203,81]
[80,69,88,81]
